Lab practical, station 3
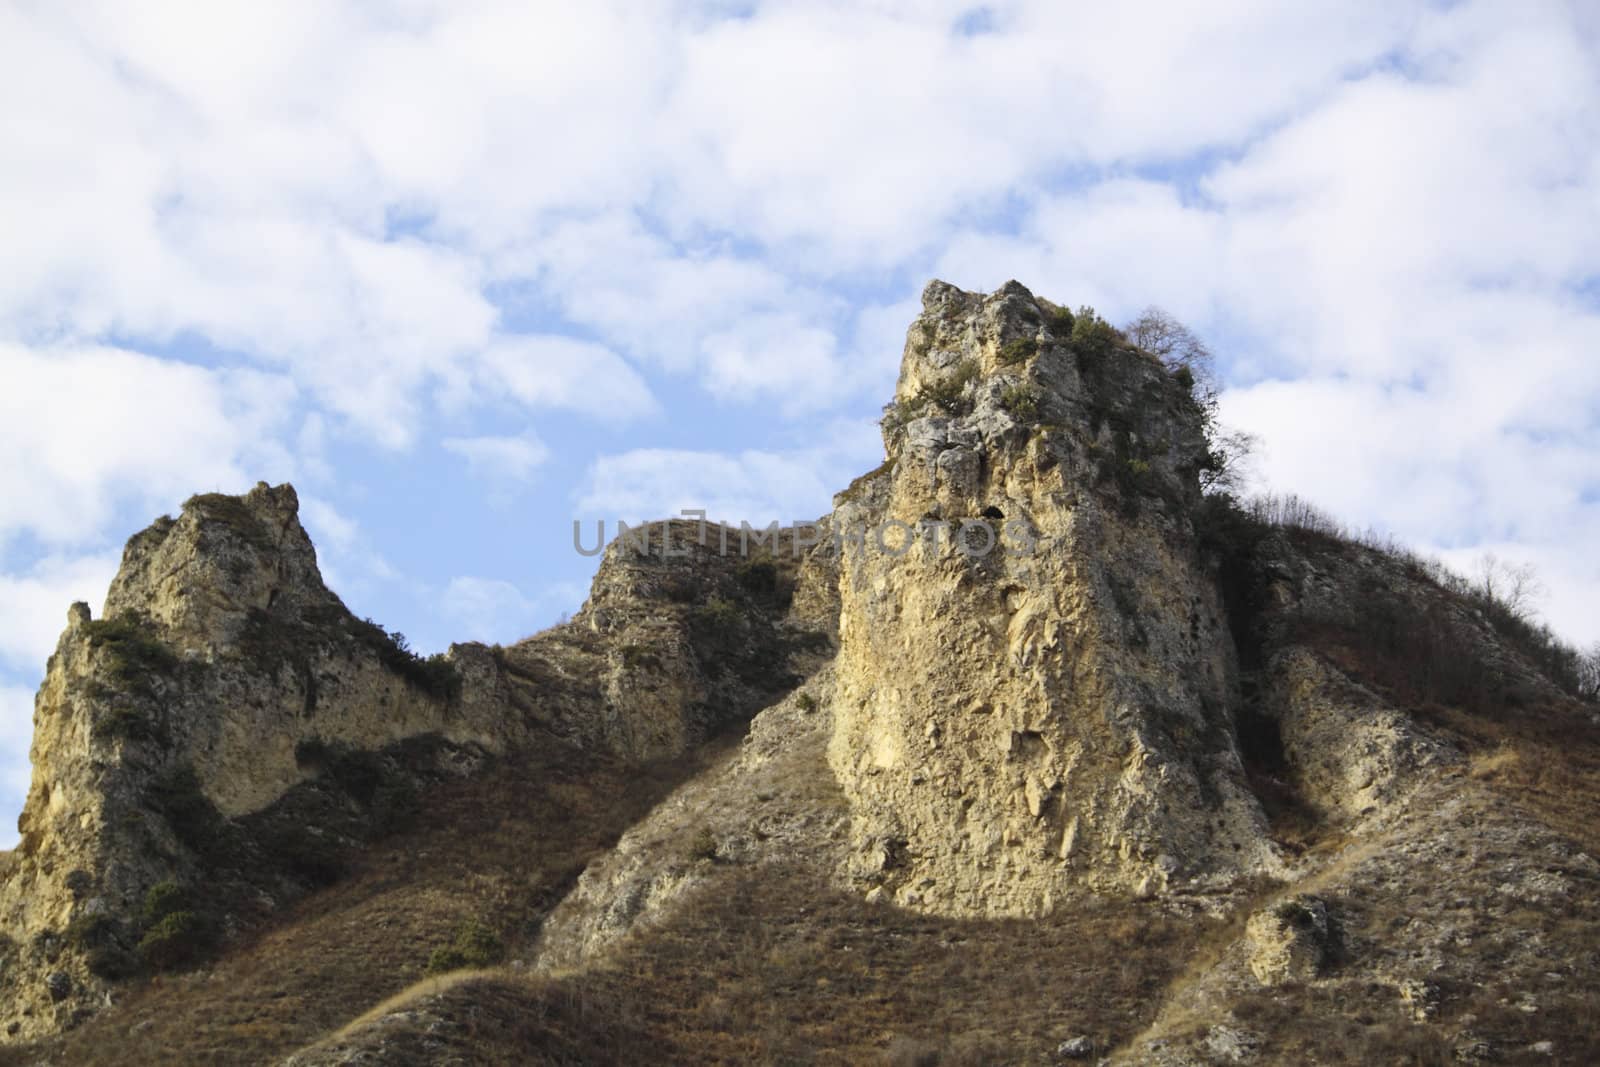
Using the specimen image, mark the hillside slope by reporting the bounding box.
[3,281,1597,1066]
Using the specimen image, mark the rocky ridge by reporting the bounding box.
[2,280,1597,1064]
[0,489,829,1040]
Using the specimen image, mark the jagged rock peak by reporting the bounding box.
[102,481,336,653]
[829,279,1276,916]
[0,480,516,1041]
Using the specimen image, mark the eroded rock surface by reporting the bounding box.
[0,485,518,1038]
[828,281,1278,915]
[6,281,1600,1064]
[0,488,831,1040]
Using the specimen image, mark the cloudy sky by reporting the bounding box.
[2,0,1597,846]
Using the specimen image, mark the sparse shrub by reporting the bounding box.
[1208,491,1595,706]
[882,396,933,441]
[692,597,743,636]
[147,765,224,856]
[659,577,701,604]
[67,914,139,979]
[921,358,980,413]
[689,826,719,861]
[795,691,818,713]
[1121,305,1257,494]
[91,704,164,745]
[1000,383,1040,420]
[736,558,794,607]
[1069,305,1120,363]
[621,644,663,671]
[452,918,504,966]
[997,337,1037,366]
[1580,644,1600,703]
[1125,306,1210,374]
[81,612,178,696]
[64,913,115,948]
[736,559,778,597]
[1245,493,1345,537]
[86,942,140,979]
[1091,432,1164,515]
[1047,303,1075,333]
[142,880,187,926]
[244,608,460,703]
[137,910,210,971]
[426,917,505,975]
[347,617,461,702]
[424,947,467,975]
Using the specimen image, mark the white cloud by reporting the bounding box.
[441,577,534,644]
[440,576,583,644]
[441,431,551,483]
[576,416,884,526]
[0,0,1595,653]
[659,1,1412,263]
[0,0,1431,438]
[699,315,842,410]
[298,494,362,555]
[474,337,656,422]
[293,495,397,609]
[911,3,1600,654]
[0,554,121,671]
[0,343,296,548]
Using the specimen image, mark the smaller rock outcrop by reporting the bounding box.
[0,484,517,1038]
[493,519,834,761]
[1245,895,1332,985]
[0,486,837,1041]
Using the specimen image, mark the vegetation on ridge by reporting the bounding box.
[1203,489,1600,709]
[82,612,179,693]
[183,492,274,549]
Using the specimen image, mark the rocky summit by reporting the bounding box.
[3,282,1598,1065]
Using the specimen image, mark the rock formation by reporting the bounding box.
[828,281,1276,914]
[4,281,1598,1064]
[0,485,511,1037]
[0,487,829,1038]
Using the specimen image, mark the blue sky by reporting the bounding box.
[2,0,1598,847]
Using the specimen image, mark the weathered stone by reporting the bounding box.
[1245,895,1331,985]
[1055,1034,1094,1059]
[829,281,1279,915]
[0,489,834,1040]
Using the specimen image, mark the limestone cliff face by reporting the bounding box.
[480,518,834,762]
[0,488,832,1040]
[0,485,518,1038]
[828,281,1278,916]
[5,284,1594,1063]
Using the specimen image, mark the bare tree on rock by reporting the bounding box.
[1124,306,1256,494]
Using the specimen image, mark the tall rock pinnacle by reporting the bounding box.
[828,280,1278,915]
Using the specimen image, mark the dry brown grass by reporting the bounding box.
[3,742,721,1067]
[1417,697,1600,856]
[307,861,1226,1065]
